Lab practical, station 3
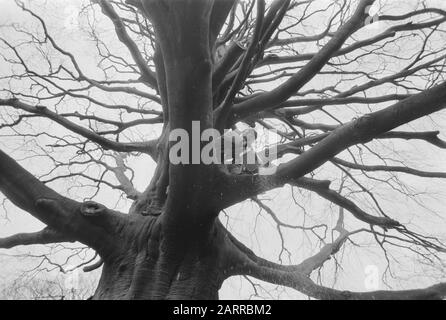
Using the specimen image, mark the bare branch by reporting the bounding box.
[231,0,376,120]
[0,148,126,254]
[0,228,73,249]
[96,0,157,87]
[0,98,158,159]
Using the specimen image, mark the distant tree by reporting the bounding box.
[0,276,95,300]
[1,0,446,299]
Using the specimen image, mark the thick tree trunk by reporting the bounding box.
[92,214,227,300]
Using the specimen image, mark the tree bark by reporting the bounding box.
[2,0,446,301]
[91,214,229,300]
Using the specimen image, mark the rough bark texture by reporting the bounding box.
[1,0,446,300]
[92,216,228,300]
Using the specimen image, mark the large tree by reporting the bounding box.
[1,0,446,299]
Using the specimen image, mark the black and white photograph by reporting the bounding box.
[0,0,445,307]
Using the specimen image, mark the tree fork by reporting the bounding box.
[92,216,233,300]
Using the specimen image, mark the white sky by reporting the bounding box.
[0,0,445,299]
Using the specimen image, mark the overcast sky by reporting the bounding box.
[0,0,445,299]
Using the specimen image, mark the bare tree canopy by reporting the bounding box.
[0,0,446,300]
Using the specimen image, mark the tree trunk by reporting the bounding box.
[92,213,227,300]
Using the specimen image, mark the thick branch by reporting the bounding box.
[231,0,375,120]
[246,262,446,300]
[209,0,237,46]
[276,81,446,181]
[223,227,446,300]
[97,0,157,87]
[218,81,446,209]
[0,149,125,254]
[0,228,73,249]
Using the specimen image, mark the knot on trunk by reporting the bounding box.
[79,201,127,236]
[80,201,107,217]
